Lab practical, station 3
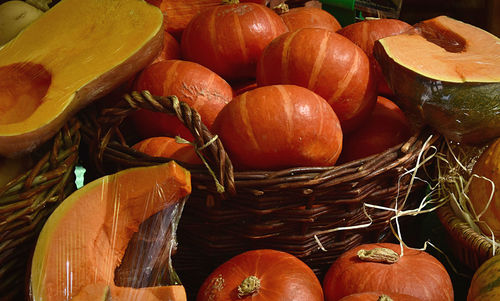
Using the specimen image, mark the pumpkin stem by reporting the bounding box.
[238,276,261,298]
[222,0,240,4]
[357,247,399,264]
[377,295,394,301]
[272,2,289,14]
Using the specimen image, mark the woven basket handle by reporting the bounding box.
[121,90,236,196]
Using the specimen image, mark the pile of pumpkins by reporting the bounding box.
[1,0,499,300]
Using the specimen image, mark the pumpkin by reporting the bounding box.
[197,249,324,301]
[0,0,43,46]
[145,0,222,40]
[337,19,412,95]
[131,59,232,140]
[339,96,412,163]
[132,136,202,165]
[256,27,377,133]
[0,0,163,157]
[467,137,500,237]
[152,31,181,64]
[323,243,454,301]
[279,6,342,32]
[212,84,343,170]
[467,255,500,301]
[338,292,422,301]
[30,162,191,301]
[181,0,288,81]
[231,80,258,96]
[373,16,500,144]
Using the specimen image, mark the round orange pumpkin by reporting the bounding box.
[197,249,324,301]
[212,84,343,170]
[181,1,288,81]
[338,292,422,301]
[131,59,232,140]
[152,31,181,64]
[256,27,376,133]
[280,6,341,32]
[132,136,202,165]
[339,96,412,163]
[337,19,412,95]
[323,243,454,301]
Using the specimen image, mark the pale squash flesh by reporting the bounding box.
[0,0,164,157]
[30,162,191,301]
[374,16,500,144]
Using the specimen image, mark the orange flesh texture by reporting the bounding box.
[378,16,500,83]
[30,162,191,301]
[0,0,162,133]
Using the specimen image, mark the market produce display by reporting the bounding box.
[0,0,499,300]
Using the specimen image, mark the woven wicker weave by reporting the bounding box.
[0,118,80,301]
[437,203,499,271]
[79,91,439,293]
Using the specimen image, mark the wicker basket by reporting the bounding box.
[0,118,81,301]
[79,91,439,292]
[437,202,499,272]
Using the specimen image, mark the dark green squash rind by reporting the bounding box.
[374,40,500,144]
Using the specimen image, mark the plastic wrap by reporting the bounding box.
[29,162,191,301]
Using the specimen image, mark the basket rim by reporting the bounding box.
[437,200,500,266]
[80,91,440,196]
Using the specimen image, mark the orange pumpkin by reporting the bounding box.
[152,31,181,64]
[339,96,412,163]
[323,243,454,301]
[256,28,376,133]
[338,292,422,301]
[131,60,232,140]
[212,85,343,170]
[197,249,324,301]
[132,137,202,165]
[280,6,341,32]
[145,0,222,40]
[337,19,412,95]
[181,1,288,81]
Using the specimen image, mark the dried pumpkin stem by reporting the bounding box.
[357,248,399,264]
[378,295,394,301]
[238,276,261,298]
[222,0,239,4]
[272,2,289,14]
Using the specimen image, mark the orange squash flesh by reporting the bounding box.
[377,16,500,83]
[0,0,163,157]
[30,162,191,301]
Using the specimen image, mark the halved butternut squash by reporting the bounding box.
[30,162,191,301]
[374,16,500,144]
[0,0,163,157]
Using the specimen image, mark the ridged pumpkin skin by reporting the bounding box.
[132,60,232,140]
[340,96,411,163]
[132,136,202,165]
[0,0,164,157]
[337,19,412,95]
[468,255,500,301]
[374,16,500,144]
[323,243,454,301]
[467,137,500,237]
[257,28,377,133]
[280,7,341,32]
[30,162,191,301]
[338,292,422,301]
[146,0,222,40]
[212,85,343,170]
[152,31,181,64]
[197,249,324,301]
[181,2,288,81]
